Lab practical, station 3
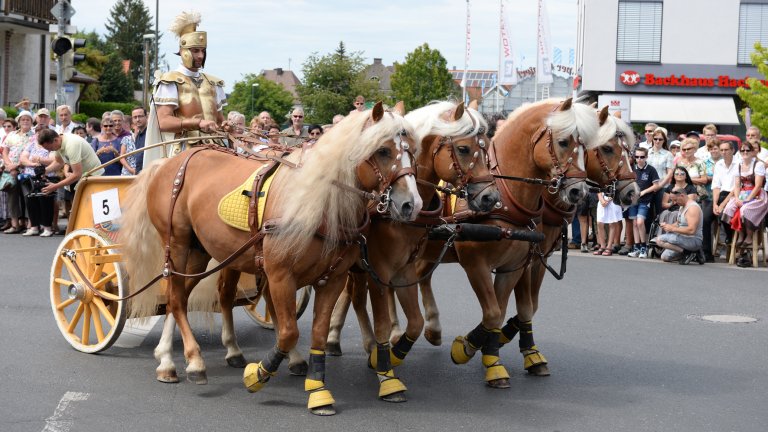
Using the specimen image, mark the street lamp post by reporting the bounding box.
[251,83,259,117]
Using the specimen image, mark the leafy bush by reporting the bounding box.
[78,101,141,118]
[72,113,89,124]
[1,106,19,120]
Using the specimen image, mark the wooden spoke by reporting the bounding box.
[54,277,75,287]
[71,237,88,271]
[92,297,116,327]
[56,298,77,311]
[67,303,85,334]
[90,304,106,342]
[82,303,91,345]
[61,258,85,285]
[92,271,118,291]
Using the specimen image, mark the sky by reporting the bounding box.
[70,0,578,92]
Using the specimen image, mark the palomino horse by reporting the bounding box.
[326,101,501,366]
[494,106,639,376]
[120,102,422,416]
[413,99,600,387]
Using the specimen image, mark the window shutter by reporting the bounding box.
[738,3,768,65]
[617,1,663,62]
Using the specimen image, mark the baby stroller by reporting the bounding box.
[646,209,679,259]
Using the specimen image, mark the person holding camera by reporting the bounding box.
[18,137,59,237]
[38,130,104,198]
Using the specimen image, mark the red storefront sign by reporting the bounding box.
[619,70,768,88]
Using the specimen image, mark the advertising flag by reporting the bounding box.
[498,0,517,85]
[536,0,553,84]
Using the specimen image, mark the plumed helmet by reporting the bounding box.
[169,11,207,69]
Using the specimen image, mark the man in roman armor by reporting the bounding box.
[143,11,227,167]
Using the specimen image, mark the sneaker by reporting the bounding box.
[22,227,39,236]
[627,247,640,258]
[3,226,21,234]
[580,243,589,253]
[618,245,632,255]
[40,229,54,237]
[637,247,647,259]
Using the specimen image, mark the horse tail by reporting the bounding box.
[121,159,167,320]
[186,260,222,330]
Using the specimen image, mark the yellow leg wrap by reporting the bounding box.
[389,350,403,367]
[305,378,324,392]
[450,336,474,365]
[523,347,548,370]
[482,355,510,382]
[498,333,512,345]
[369,347,405,369]
[243,362,275,393]
[307,389,335,410]
[377,369,406,398]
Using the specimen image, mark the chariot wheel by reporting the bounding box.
[243,282,312,330]
[50,228,127,353]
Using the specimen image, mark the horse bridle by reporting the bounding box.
[361,129,417,214]
[529,125,588,195]
[589,130,637,199]
[432,120,495,201]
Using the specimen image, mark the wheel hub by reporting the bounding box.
[68,283,92,303]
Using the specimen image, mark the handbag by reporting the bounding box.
[0,171,16,192]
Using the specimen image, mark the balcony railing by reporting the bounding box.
[2,0,56,24]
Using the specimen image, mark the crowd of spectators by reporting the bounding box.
[562,121,768,267]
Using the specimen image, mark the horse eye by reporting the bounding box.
[558,139,569,148]
[457,146,470,155]
[601,145,615,154]
[377,147,391,157]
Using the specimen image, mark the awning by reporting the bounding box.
[629,95,740,125]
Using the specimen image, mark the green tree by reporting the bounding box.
[390,43,459,110]
[297,42,382,124]
[72,30,110,101]
[99,54,135,102]
[737,42,768,140]
[105,0,159,89]
[226,74,295,122]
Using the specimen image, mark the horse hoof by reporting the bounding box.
[527,364,551,376]
[486,378,511,389]
[226,354,248,369]
[325,342,342,357]
[156,370,179,384]
[381,391,407,403]
[310,405,336,416]
[424,328,442,346]
[186,370,208,385]
[288,361,308,376]
[450,336,473,365]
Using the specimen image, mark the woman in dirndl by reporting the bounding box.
[722,141,768,247]
[593,191,624,256]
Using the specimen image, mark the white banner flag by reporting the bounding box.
[461,0,471,89]
[498,0,517,85]
[536,0,553,84]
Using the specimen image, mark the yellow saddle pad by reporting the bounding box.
[218,164,279,231]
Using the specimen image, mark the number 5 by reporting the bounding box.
[102,199,110,215]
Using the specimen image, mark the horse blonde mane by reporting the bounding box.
[120,159,167,320]
[502,99,599,150]
[269,108,415,259]
[596,113,636,149]
[405,101,488,144]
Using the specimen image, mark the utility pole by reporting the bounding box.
[143,34,155,109]
[50,0,76,108]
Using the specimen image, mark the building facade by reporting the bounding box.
[576,0,768,134]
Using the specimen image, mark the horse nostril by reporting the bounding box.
[569,188,583,201]
[401,202,413,219]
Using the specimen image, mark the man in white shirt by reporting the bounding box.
[55,105,78,134]
[694,124,718,160]
[637,122,658,150]
[712,140,739,246]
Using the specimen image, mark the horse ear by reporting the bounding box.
[371,101,384,122]
[559,98,573,111]
[598,105,609,126]
[468,99,479,110]
[590,101,597,108]
[453,102,465,121]
[393,101,406,116]
[612,110,622,119]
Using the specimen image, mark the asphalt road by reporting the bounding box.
[1,233,766,432]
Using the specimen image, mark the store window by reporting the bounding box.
[616,1,663,63]
[738,3,768,65]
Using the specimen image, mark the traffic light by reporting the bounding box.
[51,37,86,81]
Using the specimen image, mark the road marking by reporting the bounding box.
[687,313,759,324]
[42,391,89,432]
[114,316,161,348]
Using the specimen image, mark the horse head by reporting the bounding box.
[407,100,500,213]
[530,98,600,206]
[590,106,639,208]
[355,101,423,221]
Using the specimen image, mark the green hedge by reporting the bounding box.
[1,106,19,119]
[72,113,89,124]
[78,101,142,118]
